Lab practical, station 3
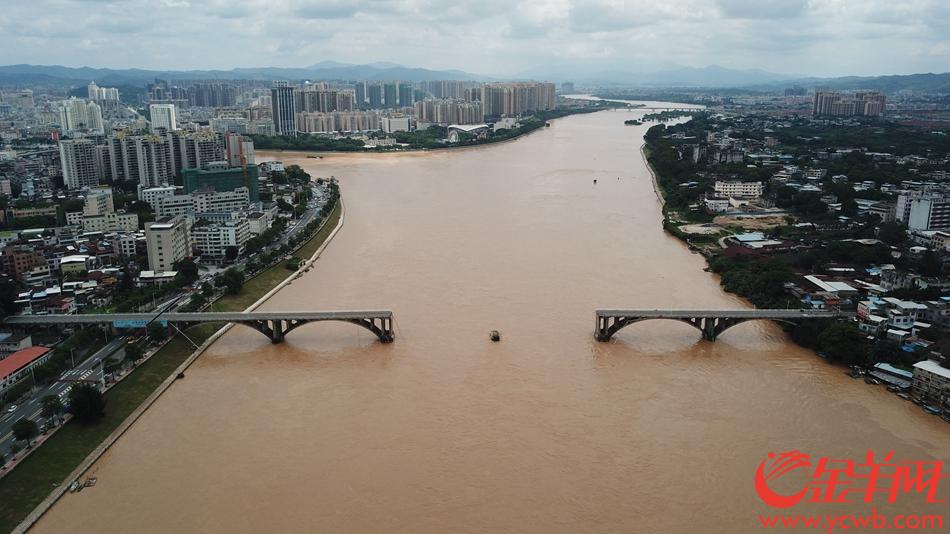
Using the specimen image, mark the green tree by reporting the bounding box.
[147,322,167,342]
[124,344,144,364]
[0,278,18,319]
[12,418,38,446]
[216,268,244,295]
[818,322,869,365]
[68,383,105,424]
[40,395,64,426]
[225,246,239,262]
[173,258,200,286]
[878,221,908,246]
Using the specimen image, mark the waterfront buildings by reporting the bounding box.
[480,82,556,118]
[714,180,763,199]
[414,99,483,125]
[911,359,950,409]
[381,115,410,133]
[296,111,381,134]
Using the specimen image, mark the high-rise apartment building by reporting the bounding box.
[149,103,178,133]
[59,139,102,189]
[108,134,174,187]
[367,84,383,108]
[168,130,224,176]
[59,98,103,133]
[295,111,381,133]
[414,99,484,125]
[383,82,398,108]
[224,132,255,168]
[294,87,356,113]
[480,82,556,118]
[87,82,120,102]
[271,81,297,135]
[354,82,366,109]
[398,83,413,107]
[813,90,886,118]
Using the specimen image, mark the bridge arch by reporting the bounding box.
[597,316,705,341]
[595,310,843,342]
[234,317,395,344]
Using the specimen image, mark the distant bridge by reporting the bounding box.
[4,311,395,344]
[595,309,851,342]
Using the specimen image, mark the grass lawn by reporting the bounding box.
[0,200,341,531]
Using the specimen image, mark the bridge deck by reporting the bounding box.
[3,310,394,325]
[596,309,848,319]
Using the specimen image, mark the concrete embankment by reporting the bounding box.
[14,202,346,534]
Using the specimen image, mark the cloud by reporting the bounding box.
[294,0,363,19]
[715,0,808,19]
[0,0,947,77]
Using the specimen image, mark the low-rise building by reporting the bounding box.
[0,346,52,392]
[714,180,763,199]
[145,216,191,272]
[190,218,250,260]
[911,359,950,408]
[0,333,32,359]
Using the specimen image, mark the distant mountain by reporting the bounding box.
[755,72,950,93]
[0,62,484,87]
[517,63,794,86]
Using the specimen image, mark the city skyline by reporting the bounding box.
[1,0,950,79]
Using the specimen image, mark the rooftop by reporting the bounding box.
[0,346,51,380]
[913,359,950,380]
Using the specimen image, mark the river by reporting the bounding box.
[34,108,948,533]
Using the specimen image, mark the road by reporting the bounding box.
[0,336,125,452]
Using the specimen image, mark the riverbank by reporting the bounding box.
[1,201,343,534]
[251,105,620,153]
[640,143,664,208]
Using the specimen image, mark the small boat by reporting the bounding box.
[490,330,501,342]
[923,405,942,415]
[897,392,912,401]
[864,376,882,385]
[886,385,901,393]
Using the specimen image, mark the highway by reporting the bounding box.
[0,337,125,452]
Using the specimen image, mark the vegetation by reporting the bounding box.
[67,384,105,424]
[11,419,38,447]
[40,396,64,426]
[215,268,244,295]
[249,134,365,151]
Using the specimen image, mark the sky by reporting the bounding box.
[1,0,949,78]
